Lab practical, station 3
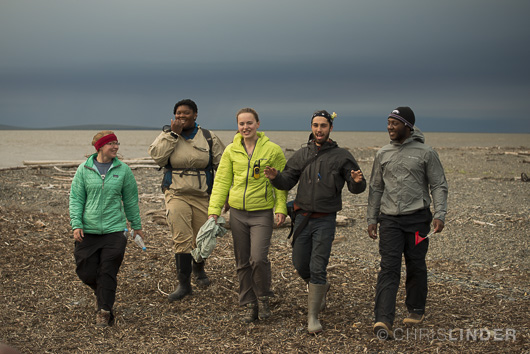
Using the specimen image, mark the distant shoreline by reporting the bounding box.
[1,130,529,170]
[0,124,160,131]
[1,124,529,134]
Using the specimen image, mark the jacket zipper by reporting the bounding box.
[84,164,105,233]
[243,158,251,210]
[87,162,119,234]
[241,139,260,211]
[311,151,319,211]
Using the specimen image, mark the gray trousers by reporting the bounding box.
[229,208,274,306]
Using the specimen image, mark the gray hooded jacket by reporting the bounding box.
[367,127,448,225]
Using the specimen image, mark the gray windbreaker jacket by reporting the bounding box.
[191,216,227,263]
[367,127,448,225]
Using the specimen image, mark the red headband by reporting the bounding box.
[94,133,118,151]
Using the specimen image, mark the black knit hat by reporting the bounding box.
[388,106,415,130]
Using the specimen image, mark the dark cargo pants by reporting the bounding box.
[374,209,432,325]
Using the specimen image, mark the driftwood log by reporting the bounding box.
[23,158,157,166]
[21,158,159,170]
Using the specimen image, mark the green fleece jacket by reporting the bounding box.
[69,154,142,234]
[208,132,288,216]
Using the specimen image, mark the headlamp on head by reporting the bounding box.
[311,111,337,125]
[312,111,331,120]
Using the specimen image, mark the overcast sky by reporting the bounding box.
[1,0,529,132]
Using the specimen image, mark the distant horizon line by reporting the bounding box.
[0,124,528,134]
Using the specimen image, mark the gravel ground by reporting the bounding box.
[0,145,529,353]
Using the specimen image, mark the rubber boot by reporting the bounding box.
[320,282,330,311]
[307,283,327,334]
[304,278,329,311]
[192,259,211,287]
[168,253,192,302]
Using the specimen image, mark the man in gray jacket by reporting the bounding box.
[367,106,448,339]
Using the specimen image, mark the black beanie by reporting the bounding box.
[388,106,415,129]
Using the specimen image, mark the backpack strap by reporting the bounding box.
[201,128,213,151]
[200,128,215,195]
[160,128,216,194]
[300,145,333,173]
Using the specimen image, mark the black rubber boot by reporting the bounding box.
[168,254,192,302]
[192,259,211,287]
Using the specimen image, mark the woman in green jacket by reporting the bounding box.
[69,130,145,327]
[208,108,287,323]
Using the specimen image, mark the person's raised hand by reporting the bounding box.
[171,118,185,135]
[264,166,278,180]
[351,169,363,183]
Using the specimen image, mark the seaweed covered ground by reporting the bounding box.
[1,146,529,353]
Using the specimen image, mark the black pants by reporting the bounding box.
[74,231,127,312]
[374,209,432,324]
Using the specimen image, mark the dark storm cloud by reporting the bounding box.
[0,0,529,132]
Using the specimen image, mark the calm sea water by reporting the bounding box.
[0,130,528,169]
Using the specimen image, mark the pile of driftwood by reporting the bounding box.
[16,157,158,170]
[1,157,159,171]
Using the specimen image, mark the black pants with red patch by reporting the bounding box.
[74,231,127,313]
[374,208,432,325]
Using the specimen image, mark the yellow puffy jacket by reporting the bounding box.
[208,132,287,216]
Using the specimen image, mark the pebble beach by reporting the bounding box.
[0,130,529,352]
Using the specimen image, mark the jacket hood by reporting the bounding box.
[392,126,425,146]
[410,126,425,143]
[232,132,270,148]
[411,126,425,143]
[308,138,339,152]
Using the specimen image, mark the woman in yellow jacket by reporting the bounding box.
[208,108,287,323]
